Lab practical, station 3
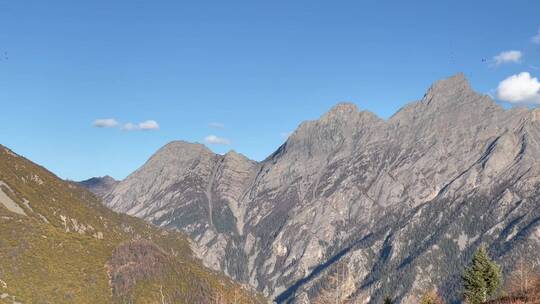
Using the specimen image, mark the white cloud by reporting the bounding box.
[121,123,137,131]
[94,118,159,131]
[493,50,522,65]
[496,72,540,104]
[121,120,160,131]
[204,135,231,145]
[209,122,225,129]
[93,118,119,128]
[138,120,160,130]
[532,28,540,44]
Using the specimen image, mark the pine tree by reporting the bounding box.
[463,264,487,304]
[383,296,392,304]
[484,254,502,297]
[462,246,502,304]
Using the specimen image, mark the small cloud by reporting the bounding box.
[122,120,160,131]
[94,118,160,131]
[204,135,231,145]
[209,122,225,129]
[496,72,540,104]
[121,123,138,131]
[532,28,540,44]
[93,118,119,128]
[138,120,160,130]
[493,50,522,65]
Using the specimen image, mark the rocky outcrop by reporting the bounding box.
[104,74,540,303]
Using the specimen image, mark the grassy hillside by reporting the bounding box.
[0,145,266,304]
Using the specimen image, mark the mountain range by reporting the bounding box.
[88,74,540,303]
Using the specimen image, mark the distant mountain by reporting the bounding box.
[78,175,118,198]
[104,74,540,303]
[0,145,265,304]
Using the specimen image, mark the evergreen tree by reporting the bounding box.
[383,296,392,304]
[483,253,502,297]
[462,246,502,304]
[463,264,487,304]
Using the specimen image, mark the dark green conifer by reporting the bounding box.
[462,246,502,304]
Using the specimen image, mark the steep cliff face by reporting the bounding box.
[103,74,540,303]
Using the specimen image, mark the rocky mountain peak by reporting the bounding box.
[421,73,478,105]
[222,150,257,173]
[101,175,116,182]
[427,72,470,94]
[158,140,211,154]
[144,140,215,167]
[224,150,252,161]
[390,73,503,131]
[78,175,119,198]
[291,102,381,138]
[320,102,359,121]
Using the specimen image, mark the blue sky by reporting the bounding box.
[1,1,539,180]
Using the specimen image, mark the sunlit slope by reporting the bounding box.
[0,145,265,304]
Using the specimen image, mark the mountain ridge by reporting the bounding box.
[94,73,540,303]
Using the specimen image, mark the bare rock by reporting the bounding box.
[103,74,540,303]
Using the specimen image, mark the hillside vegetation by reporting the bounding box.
[0,145,265,304]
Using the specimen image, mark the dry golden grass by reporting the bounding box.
[0,145,265,304]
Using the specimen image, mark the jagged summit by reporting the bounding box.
[144,140,215,166]
[319,74,474,121]
[318,102,383,124]
[321,102,359,118]
[146,141,256,166]
[159,140,211,153]
[224,149,255,162]
[421,73,482,106]
[431,72,470,91]
[306,73,495,132]
[388,73,507,129]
